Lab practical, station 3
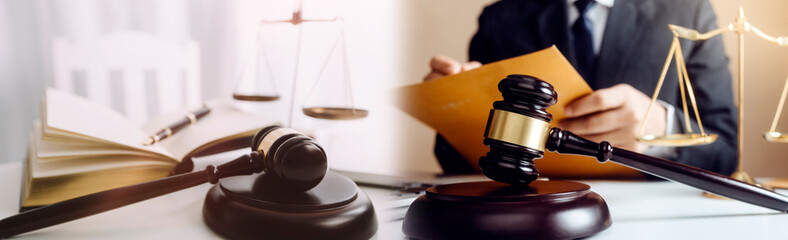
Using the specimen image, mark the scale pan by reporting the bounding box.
[303,107,368,120]
[232,94,280,102]
[637,133,717,146]
[764,132,788,143]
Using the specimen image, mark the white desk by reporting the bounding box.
[3,152,788,239]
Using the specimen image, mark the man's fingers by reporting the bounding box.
[564,84,630,117]
[461,61,482,71]
[425,57,481,82]
[558,84,653,153]
[430,55,461,75]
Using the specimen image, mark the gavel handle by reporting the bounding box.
[546,128,788,212]
[0,153,260,238]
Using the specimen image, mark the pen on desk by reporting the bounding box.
[142,105,210,146]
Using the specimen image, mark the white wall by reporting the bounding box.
[0,0,48,164]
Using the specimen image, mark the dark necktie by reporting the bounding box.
[573,0,595,82]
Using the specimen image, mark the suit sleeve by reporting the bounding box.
[675,0,738,175]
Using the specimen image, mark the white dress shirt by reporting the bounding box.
[567,0,615,55]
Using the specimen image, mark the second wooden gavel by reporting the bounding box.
[0,126,328,238]
[480,74,788,212]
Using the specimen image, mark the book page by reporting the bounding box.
[29,136,174,178]
[42,89,173,160]
[393,46,643,178]
[24,137,174,207]
[34,121,162,161]
[142,101,277,161]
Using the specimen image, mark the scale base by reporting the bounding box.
[203,171,377,240]
[402,180,611,240]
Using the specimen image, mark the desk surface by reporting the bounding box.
[2,153,788,239]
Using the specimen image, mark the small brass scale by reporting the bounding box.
[230,0,367,122]
[637,7,788,191]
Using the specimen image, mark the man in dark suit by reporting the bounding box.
[426,0,738,176]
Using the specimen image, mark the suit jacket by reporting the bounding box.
[435,0,738,176]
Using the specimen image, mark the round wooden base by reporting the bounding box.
[402,180,611,240]
[203,171,377,240]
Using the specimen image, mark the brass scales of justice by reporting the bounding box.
[230,0,368,124]
[637,6,788,188]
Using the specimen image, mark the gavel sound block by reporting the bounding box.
[402,75,788,240]
[204,172,377,239]
[202,126,378,240]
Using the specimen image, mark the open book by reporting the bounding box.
[22,89,274,208]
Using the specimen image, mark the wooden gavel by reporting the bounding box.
[479,74,788,212]
[0,126,328,238]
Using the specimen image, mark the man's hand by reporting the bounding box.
[558,84,666,153]
[423,55,482,82]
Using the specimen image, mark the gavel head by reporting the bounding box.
[251,126,328,192]
[480,74,557,185]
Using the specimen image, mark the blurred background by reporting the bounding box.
[1,0,787,177]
